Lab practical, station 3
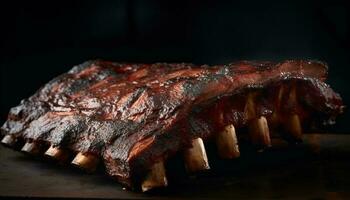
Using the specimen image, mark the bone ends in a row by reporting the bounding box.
[1,134,16,147]
[71,152,99,173]
[141,161,168,192]
[184,138,210,172]
[216,124,240,159]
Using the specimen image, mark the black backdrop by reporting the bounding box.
[0,0,349,132]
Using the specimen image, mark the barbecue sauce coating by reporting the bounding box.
[0,60,343,188]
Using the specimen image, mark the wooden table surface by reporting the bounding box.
[0,134,350,199]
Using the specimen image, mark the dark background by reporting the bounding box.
[0,0,349,132]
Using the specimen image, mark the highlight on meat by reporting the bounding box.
[0,60,344,191]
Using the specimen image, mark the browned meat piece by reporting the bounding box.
[0,60,344,191]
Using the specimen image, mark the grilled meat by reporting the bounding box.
[1,60,344,191]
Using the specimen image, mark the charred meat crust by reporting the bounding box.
[1,60,343,188]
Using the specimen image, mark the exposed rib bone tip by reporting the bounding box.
[283,84,303,141]
[71,152,99,172]
[184,138,210,173]
[141,161,168,192]
[248,116,272,149]
[21,142,41,154]
[216,124,240,159]
[45,145,69,162]
[285,114,303,141]
[1,135,16,147]
[245,93,271,149]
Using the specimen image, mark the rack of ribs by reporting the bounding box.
[0,60,344,191]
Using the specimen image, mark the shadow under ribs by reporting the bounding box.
[0,60,344,191]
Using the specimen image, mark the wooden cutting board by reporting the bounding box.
[0,134,349,199]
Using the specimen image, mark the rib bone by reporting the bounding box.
[184,138,210,172]
[246,93,271,149]
[245,93,256,119]
[45,145,69,162]
[248,116,271,149]
[21,142,41,154]
[71,152,99,172]
[141,161,168,192]
[284,84,303,141]
[216,124,240,159]
[269,85,285,128]
[284,114,302,141]
[1,135,16,147]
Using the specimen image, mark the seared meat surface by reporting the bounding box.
[1,60,343,190]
